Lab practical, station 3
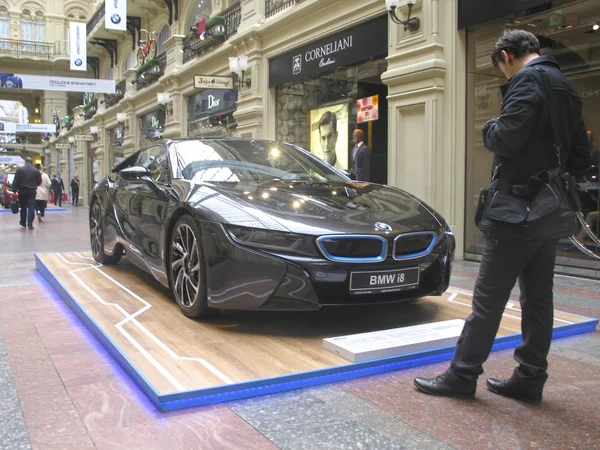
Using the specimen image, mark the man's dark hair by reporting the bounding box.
[35,163,41,170]
[491,29,541,67]
[318,111,337,135]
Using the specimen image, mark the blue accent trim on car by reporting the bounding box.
[393,231,438,261]
[315,235,388,264]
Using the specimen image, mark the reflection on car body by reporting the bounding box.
[89,138,456,318]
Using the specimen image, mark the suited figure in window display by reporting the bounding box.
[351,129,371,182]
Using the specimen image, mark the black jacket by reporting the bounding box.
[482,56,590,185]
[13,164,41,191]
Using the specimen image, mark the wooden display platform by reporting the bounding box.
[36,252,598,411]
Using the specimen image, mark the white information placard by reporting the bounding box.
[323,319,465,362]
[55,144,71,149]
[194,75,234,90]
[0,123,57,133]
[1,75,116,94]
[75,134,94,141]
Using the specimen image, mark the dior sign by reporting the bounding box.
[269,16,387,87]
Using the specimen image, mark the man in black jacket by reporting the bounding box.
[13,157,42,230]
[351,129,371,181]
[414,30,590,404]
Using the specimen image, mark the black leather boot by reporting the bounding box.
[486,378,542,405]
[414,374,476,399]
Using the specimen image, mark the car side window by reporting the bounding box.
[136,145,170,184]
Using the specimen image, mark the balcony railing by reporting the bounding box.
[266,0,301,18]
[105,81,125,109]
[182,1,241,64]
[87,2,106,36]
[135,53,167,91]
[0,38,54,58]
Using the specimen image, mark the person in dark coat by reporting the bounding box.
[414,29,590,405]
[52,173,65,206]
[350,129,371,181]
[70,175,80,206]
[13,157,42,230]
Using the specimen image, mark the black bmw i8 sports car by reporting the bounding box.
[90,138,455,318]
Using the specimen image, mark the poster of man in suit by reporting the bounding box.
[309,102,349,170]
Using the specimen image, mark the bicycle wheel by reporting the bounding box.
[136,47,145,67]
[147,40,156,61]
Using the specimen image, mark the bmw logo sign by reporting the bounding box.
[111,14,121,24]
[374,222,392,232]
[74,58,82,66]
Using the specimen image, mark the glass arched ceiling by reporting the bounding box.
[0,100,24,122]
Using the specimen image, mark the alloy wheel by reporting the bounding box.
[171,223,201,308]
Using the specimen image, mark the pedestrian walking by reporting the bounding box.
[413,30,591,405]
[70,175,80,206]
[13,157,42,230]
[52,173,65,207]
[35,163,51,222]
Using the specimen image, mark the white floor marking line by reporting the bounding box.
[92,266,233,384]
[69,269,185,391]
[74,252,96,261]
[447,290,573,325]
[55,253,233,386]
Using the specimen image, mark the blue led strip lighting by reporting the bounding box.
[36,253,599,412]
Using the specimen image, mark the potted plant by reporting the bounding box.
[206,16,226,36]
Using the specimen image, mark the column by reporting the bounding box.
[230,35,265,139]
[120,99,139,158]
[42,91,68,132]
[382,0,466,258]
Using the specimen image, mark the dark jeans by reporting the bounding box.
[449,236,558,392]
[72,189,79,205]
[53,190,62,206]
[18,189,36,228]
[36,200,47,217]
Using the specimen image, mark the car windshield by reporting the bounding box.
[170,139,348,184]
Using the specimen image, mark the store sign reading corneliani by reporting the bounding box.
[193,75,234,90]
[269,15,387,87]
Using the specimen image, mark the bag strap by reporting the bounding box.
[534,66,565,170]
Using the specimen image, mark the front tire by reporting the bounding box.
[90,201,122,265]
[169,215,214,318]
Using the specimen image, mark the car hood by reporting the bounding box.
[182,179,444,236]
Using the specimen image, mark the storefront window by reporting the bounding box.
[187,88,238,137]
[465,0,600,277]
[270,16,389,183]
[108,127,124,170]
[139,109,165,148]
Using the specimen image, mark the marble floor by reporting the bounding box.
[0,206,599,450]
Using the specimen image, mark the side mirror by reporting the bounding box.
[343,171,358,181]
[119,166,151,181]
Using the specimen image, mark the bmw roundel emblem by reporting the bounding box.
[74,58,82,66]
[374,222,392,232]
[111,14,121,24]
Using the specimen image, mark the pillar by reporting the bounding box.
[42,91,68,129]
[382,0,466,258]
[231,8,266,140]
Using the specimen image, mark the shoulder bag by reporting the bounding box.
[475,67,582,242]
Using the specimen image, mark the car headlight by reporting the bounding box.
[224,225,320,257]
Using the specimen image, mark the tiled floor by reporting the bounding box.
[0,206,599,450]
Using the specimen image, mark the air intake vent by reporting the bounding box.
[316,235,387,263]
[393,232,436,260]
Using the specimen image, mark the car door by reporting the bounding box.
[126,144,172,267]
